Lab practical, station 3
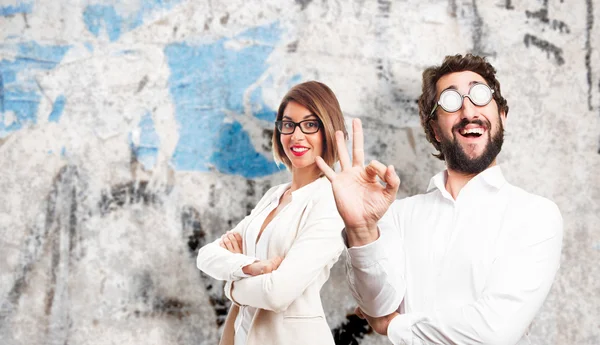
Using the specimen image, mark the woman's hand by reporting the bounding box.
[242,256,283,276]
[315,118,400,246]
[219,231,243,254]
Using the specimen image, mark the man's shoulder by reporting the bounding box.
[503,182,561,215]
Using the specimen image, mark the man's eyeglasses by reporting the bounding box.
[430,83,495,118]
[275,120,321,135]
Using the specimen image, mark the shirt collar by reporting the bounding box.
[273,176,328,201]
[426,165,506,194]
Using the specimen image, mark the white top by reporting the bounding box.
[196,176,344,345]
[234,185,288,345]
[345,166,563,345]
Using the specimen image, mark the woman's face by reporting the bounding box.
[279,101,324,173]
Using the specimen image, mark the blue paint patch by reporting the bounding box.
[83,5,122,42]
[165,21,288,178]
[83,0,182,42]
[130,112,160,170]
[210,122,281,177]
[48,95,66,123]
[250,86,276,122]
[0,41,70,137]
[0,2,33,16]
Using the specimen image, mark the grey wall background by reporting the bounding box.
[0,0,599,344]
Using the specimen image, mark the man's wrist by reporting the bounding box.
[346,225,380,247]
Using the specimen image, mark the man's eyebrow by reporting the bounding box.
[440,81,487,93]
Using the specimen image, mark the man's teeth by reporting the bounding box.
[292,147,308,152]
[459,127,484,135]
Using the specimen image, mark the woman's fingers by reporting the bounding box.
[335,130,351,170]
[226,232,241,253]
[352,118,364,167]
[233,232,243,250]
[316,156,336,181]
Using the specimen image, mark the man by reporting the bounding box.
[315,54,563,345]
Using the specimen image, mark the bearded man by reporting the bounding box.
[316,54,563,345]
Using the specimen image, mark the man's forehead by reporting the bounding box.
[436,71,487,90]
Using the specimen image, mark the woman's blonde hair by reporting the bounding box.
[272,81,347,169]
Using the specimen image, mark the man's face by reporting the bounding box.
[431,71,506,174]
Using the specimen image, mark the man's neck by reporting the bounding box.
[444,161,497,200]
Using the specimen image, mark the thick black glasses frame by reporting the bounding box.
[275,120,322,135]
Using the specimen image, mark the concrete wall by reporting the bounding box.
[0,0,598,344]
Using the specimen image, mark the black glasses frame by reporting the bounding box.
[275,119,322,135]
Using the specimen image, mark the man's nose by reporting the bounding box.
[460,96,479,120]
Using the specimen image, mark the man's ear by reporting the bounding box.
[500,111,507,126]
[430,120,441,142]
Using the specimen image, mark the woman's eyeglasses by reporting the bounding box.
[275,120,321,135]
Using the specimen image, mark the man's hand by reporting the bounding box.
[355,306,399,336]
[315,118,400,246]
[242,256,283,276]
[219,231,243,254]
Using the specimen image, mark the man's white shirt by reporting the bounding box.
[346,166,563,345]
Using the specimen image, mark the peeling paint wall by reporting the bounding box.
[0,0,598,344]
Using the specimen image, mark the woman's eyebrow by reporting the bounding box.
[282,114,317,120]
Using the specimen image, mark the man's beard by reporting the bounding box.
[438,117,504,174]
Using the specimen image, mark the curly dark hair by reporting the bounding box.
[417,54,509,160]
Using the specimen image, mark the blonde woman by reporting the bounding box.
[197,81,347,345]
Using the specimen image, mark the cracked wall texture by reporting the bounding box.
[0,0,598,344]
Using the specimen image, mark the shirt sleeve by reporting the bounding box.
[229,191,345,312]
[195,187,277,281]
[345,200,407,317]
[387,199,563,345]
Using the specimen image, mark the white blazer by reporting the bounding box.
[196,177,345,345]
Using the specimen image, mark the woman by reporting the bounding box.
[196,81,347,345]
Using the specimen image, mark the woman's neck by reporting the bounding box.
[290,165,322,191]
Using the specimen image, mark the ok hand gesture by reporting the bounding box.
[315,118,400,246]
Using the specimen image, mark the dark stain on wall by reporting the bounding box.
[523,34,565,65]
[153,297,191,319]
[44,166,80,316]
[332,314,372,345]
[470,0,486,56]
[181,205,230,326]
[585,0,594,111]
[0,166,82,329]
[505,0,514,10]
[220,12,230,25]
[136,75,149,93]
[98,181,163,215]
[287,40,299,53]
[377,0,391,16]
[131,272,193,320]
[295,0,312,11]
[262,128,274,152]
[448,0,457,17]
[525,8,570,34]
[183,206,206,254]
